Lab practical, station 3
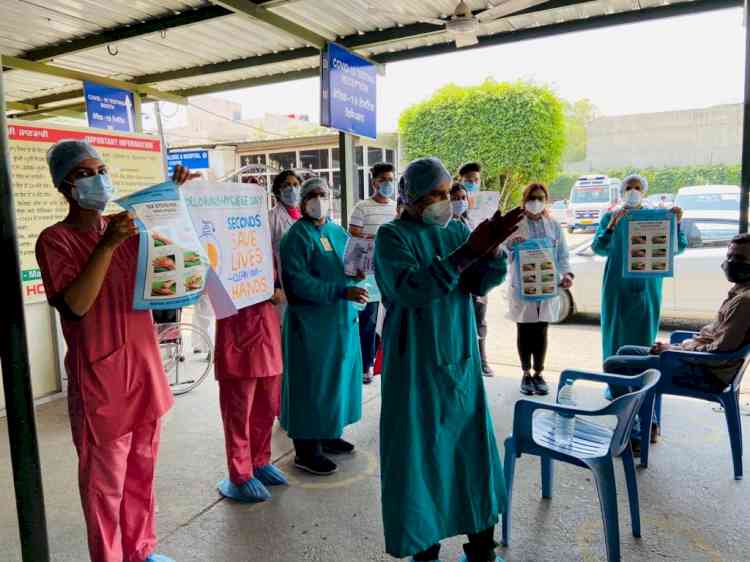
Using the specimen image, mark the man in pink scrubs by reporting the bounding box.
[214,270,288,502]
[36,140,195,562]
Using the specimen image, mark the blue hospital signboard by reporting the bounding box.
[320,43,377,139]
[84,81,135,132]
[167,150,210,175]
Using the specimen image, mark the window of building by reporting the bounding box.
[368,147,384,168]
[355,146,364,167]
[240,154,266,166]
[385,149,395,164]
[300,149,329,170]
[269,151,296,170]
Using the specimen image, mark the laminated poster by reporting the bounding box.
[623,209,676,279]
[467,190,500,226]
[514,238,559,302]
[343,236,381,303]
[184,181,274,319]
[116,181,208,310]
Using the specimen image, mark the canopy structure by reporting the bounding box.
[1,0,740,119]
[0,1,747,561]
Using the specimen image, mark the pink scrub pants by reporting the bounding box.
[75,418,162,562]
[218,376,281,485]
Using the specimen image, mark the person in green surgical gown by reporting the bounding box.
[593,174,687,363]
[280,176,368,477]
[374,157,524,562]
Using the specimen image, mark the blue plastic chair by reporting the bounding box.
[639,331,750,479]
[502,369,660,562]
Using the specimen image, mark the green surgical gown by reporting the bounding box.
[279,218,362,439]
[373,215,508,558]
[592,210,688,362]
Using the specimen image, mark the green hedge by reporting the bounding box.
[549,164,741,201]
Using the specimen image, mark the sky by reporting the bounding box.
[215,6,745,133]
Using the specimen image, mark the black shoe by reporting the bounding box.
[520,374,535,395]
[294,455,338,476]
[532,374,549,395]
[630,439,642,458]
[363,371,373,385]
[321,438,355,455]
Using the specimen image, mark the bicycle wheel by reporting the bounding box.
[158,322,213,396]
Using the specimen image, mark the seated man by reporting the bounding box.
[604,233,750,450]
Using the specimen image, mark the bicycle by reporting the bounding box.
[155,309,214,396]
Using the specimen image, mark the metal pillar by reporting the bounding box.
[338,131,357,229]
[153,101,169,178]
[0,67,51,562]
[741,0,750,234]
[132,93,143,133]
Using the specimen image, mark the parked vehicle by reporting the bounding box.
[554,217,738,323]
[674,185,739,221]
[567,175,621,233]
[550,199,568,225]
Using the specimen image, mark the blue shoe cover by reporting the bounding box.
[145,555,175,562]
[217,477,271,503]
[255,464,289,486]
[457,557,504,562]
[411,559,441,562]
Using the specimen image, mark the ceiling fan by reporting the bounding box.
[370,0,551,48]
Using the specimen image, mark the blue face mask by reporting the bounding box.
[377,181,395,199]
[452,199,468,217]
[71,174,115,211]
[280,185,301,207]
[463,181,480,193]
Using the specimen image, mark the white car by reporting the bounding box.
[549,200,568,225]
[555,217,737,323]
[674,185,740,221]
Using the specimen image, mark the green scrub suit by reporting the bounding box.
[279,218,362,439]
[373,214,508,558]
[592,210,688,362]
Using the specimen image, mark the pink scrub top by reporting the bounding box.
[214,300,282,380]
[36,218,173,446]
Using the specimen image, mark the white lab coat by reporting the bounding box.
[504,215,572,323]
[269,202,298,323]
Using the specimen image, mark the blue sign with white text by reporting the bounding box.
[167,150,210,175]
[84,81,135,132]
[320,43,377,139]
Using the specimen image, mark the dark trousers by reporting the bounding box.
[413,526,497,561]
[358,302,379,372]
[474,298,488,340]
[516,322,549,373]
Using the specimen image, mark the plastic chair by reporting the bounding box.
[502,369,660,562]
[640,331,750,479]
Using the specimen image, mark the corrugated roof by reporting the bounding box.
[0,0,736,113]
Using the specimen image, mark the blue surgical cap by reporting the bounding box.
[300,176,329,199]
[402,157,452,205]
[621,174,649,194]
[47,140,102,188]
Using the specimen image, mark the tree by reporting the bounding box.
[563,98,598,163]
[398,80,566,208]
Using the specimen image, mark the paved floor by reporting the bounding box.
[2,305,749,561]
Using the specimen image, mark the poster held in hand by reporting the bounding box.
[184,181,274,319]
[623,209,676,279]
[467,190,500,226]
[116,181,208,310]
[343,236,381,302]
[514,238,559,302]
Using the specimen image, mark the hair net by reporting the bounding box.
[46,140,102,188]
[402,157,452,205]
[621,174,649,194]
[300,176,330,199]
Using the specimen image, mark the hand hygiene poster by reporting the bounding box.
[184,181,274,318]
[116,182,208,310]
[624,209,676,279]
[514,239,559,301]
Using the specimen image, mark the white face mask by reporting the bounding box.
[624,189,643,207]
[422,199,453,228]
[305,197,329,220]
[525,200,546,215]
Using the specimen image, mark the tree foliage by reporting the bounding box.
[398,80,566,208]
[549,164,742,201]
[563,99,598,163]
